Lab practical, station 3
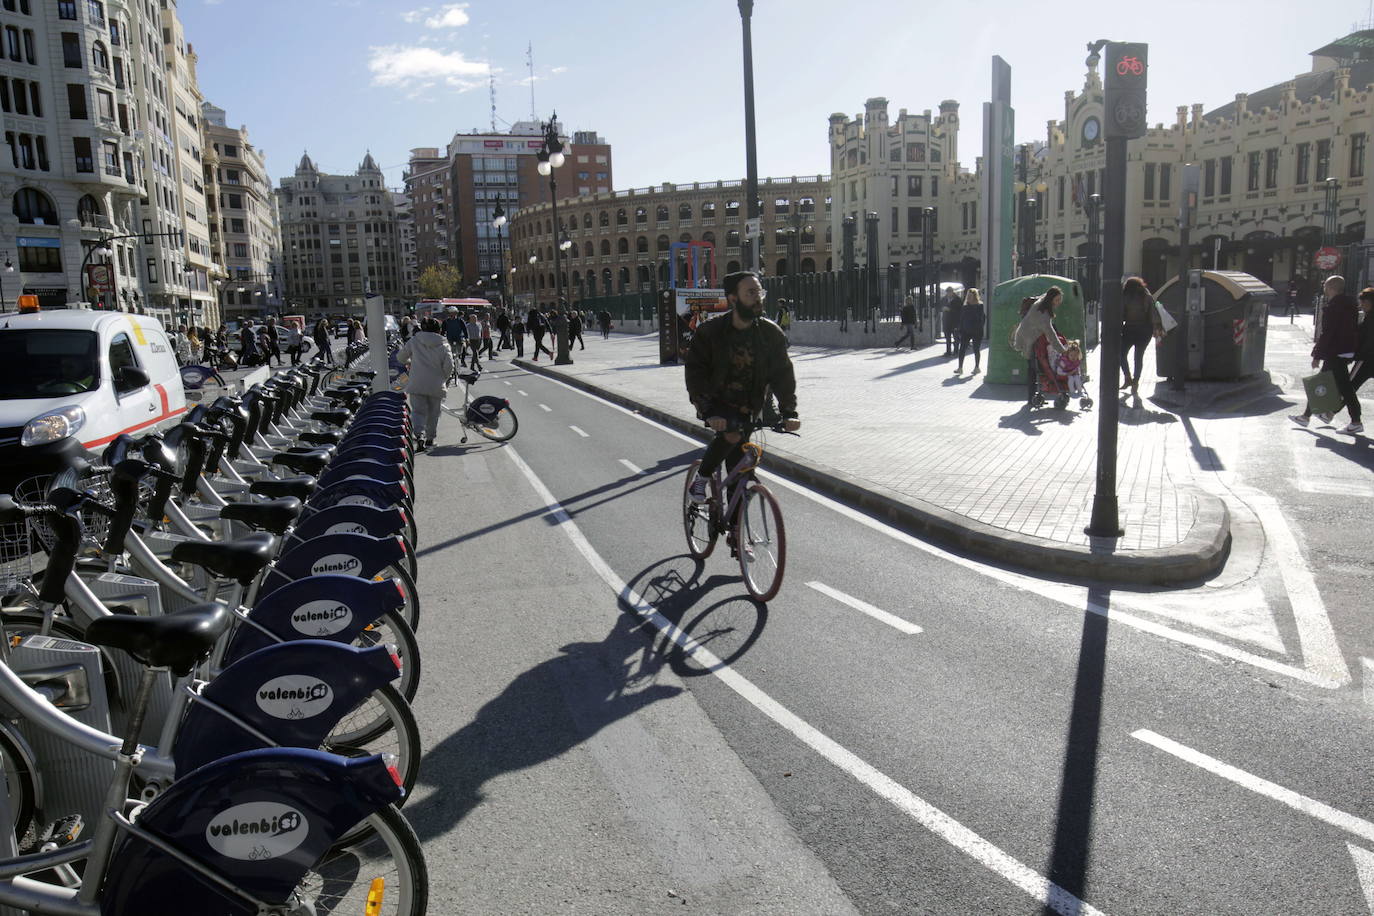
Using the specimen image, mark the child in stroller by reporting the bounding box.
[1032,333,1093,411]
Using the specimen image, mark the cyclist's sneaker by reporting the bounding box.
[688,477,708,503]
[1289,414,1310,427]
[1316,412,1335,425]
[1342,422,1364,434]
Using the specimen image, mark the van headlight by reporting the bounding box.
[21,406,87,447]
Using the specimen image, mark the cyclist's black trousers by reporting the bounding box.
[699,432,745,478]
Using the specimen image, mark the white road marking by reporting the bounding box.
[807,581,923,635]
[1132,729,1374,844]
[527,372,1346,689]
[503,445,1107,916]
[503,380,513,386]
[1347,844,1374,914]
[1363,658,1374,707]
[619,459,644,475]
[569,426,589,438]
[539,404,552,412]
[517,389,528,396]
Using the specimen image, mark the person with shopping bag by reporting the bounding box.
[1292,275,1362,434]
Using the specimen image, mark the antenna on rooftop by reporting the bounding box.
[527,41,537,120]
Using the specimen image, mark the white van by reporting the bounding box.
[0,308,186,495]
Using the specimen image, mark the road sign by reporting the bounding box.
[745,217,761,239]
[1314,246,1342,270]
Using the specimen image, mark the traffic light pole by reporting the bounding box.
[1086,134,1126,538]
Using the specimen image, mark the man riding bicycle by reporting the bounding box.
[684,270,800,503]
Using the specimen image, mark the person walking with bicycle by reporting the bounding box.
[684,270,800,505]
[396,316,455,452]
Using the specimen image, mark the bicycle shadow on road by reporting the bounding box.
[998,405,1078,437]
[403,609,684,843]
[1309,429,1374,471]
[624,554,770,678]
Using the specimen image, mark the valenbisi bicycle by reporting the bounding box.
[441,369,518,444]
[681,419,794,602]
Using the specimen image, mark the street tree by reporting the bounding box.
[418,265,464,300]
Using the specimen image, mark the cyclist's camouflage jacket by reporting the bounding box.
[684,313,797,420]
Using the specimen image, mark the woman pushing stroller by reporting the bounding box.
[1012,285,1092,411]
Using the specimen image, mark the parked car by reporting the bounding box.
[0,307,186,495]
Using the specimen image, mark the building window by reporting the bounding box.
[90,40,108,72]
[1245,151,1261,192]
[1203,159,1216,197]
[1057,176,1065,212]
[1220,156,1232,195]
[95,88,113,121]
[907,206,922,233]
[930,177,938,197]
[1264,148,1278,190]
[906,175,922,197]
[1315,139,1331,182]
[61,32,81,67]
[101,140,117,175]
[12,187,56,223]
[21,28,34,63]
[1295,143,1311,186]
[58,1,77,19]
[72,136,93,172]
[4,25,20,61]
[18,240,61,273]
[1143,162,1156,200]
[86,0,104,22]
[1351,133,1366,180]
[907,143,925,162]
[1159,163,1171,200]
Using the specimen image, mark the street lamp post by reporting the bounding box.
[0,251,13,312]
[738,0,760,273]
[863,211,879,332]
[920,207,934,331]
[492,197,508,307]
[537,113,574,365]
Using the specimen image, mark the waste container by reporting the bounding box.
[987,275,1086,385]
[1154,270,1275,380]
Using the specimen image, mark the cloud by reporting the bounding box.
[400,4,470,28]
[368,45,489,93]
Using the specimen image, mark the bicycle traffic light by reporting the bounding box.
[1104,42,1148,140]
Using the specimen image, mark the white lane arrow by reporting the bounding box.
[1349,843,1374,914]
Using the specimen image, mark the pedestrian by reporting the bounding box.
[496,309,512,350]
[239,322,260,367]
[1292,275,1362,434]
[464,311,483,370]
[442,307,467,369]
[479,312,495,359]
[512,314,526,357]
[955,288,985,375]
[1057,340,1086,398]
[173,325,193,366]
[1287,279,1300,322]
[941,289,961,356]
[1013,288,1065,407]
[396,316,455,453]
[599,309,613,340]
[312,318,333,365]
[285,322,304,365]
[1119,276,1164,395]
[347,318,364,347]
[777,300,793,346]
[399,315,414,342]
[893,295,917,348]
[528,307,553,361]
[569,310,585,350]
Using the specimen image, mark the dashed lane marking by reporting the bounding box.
[1347,844,1374,914]
[807,581,923,635]
[1363,658,1374,707]
[619,459,644,475]
[539,404,552,412]
[1132,729,1374,844]
[569,426,589,438]
[503,444,1108,916]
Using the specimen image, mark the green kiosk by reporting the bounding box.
[986,275,1087,385]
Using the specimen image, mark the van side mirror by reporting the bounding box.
[115,366,150,393]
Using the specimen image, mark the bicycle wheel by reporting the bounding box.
[0,721,38,845]
[473,405,518,442]
[682,461,717,559]
[322,683,420,795]
[373,563,420,633]
[296,803,429,916]
[352,607,422,704]
[736,483,786,602]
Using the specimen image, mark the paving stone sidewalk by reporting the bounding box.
[517,331,1212,555]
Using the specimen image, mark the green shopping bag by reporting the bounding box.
[1302,370,1345,415]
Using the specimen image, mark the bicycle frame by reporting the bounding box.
[708,439,764,534]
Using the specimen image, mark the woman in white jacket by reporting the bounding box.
[396,317,456,452]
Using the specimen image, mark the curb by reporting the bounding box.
[512,358,1232,587]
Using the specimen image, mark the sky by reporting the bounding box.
[181,0,1372,193]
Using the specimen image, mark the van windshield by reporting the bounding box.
[0,330,100,400]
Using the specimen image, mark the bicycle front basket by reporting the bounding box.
[466,395,507,426]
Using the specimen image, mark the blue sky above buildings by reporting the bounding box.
[182,0,1365,192]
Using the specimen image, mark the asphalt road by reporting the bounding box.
[402,360,1374,915]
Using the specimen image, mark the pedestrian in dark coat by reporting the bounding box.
[954,288,985,375]
[312,318,333,365]
[1350,287,1374,396]
[569,311,585,350]
[1120,276,1164,395]
[1292,275,1362,433]
[941,290,961,356]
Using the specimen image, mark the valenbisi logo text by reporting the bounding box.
[290,600,353,636]
[256,675,334,720]
[205,802,310,861]
[310,553,362,575]
[324,522,368,536]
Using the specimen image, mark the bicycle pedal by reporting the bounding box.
[19,814,84,854]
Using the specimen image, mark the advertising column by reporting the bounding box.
[980,57,1014,301]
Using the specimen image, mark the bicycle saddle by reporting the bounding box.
[85,601,231,676]
[249,475,317,500]
[298,431,343,446]
[171,532,278,585]
[272,449,332,476]
[458,371,480,385]
[310,408,352,427]
[219,497,303,536]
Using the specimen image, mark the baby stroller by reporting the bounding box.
[1031,334,1093,411]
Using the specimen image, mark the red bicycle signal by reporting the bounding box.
[1116,56,1144,76]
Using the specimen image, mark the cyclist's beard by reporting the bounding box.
[732,300,759,323]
